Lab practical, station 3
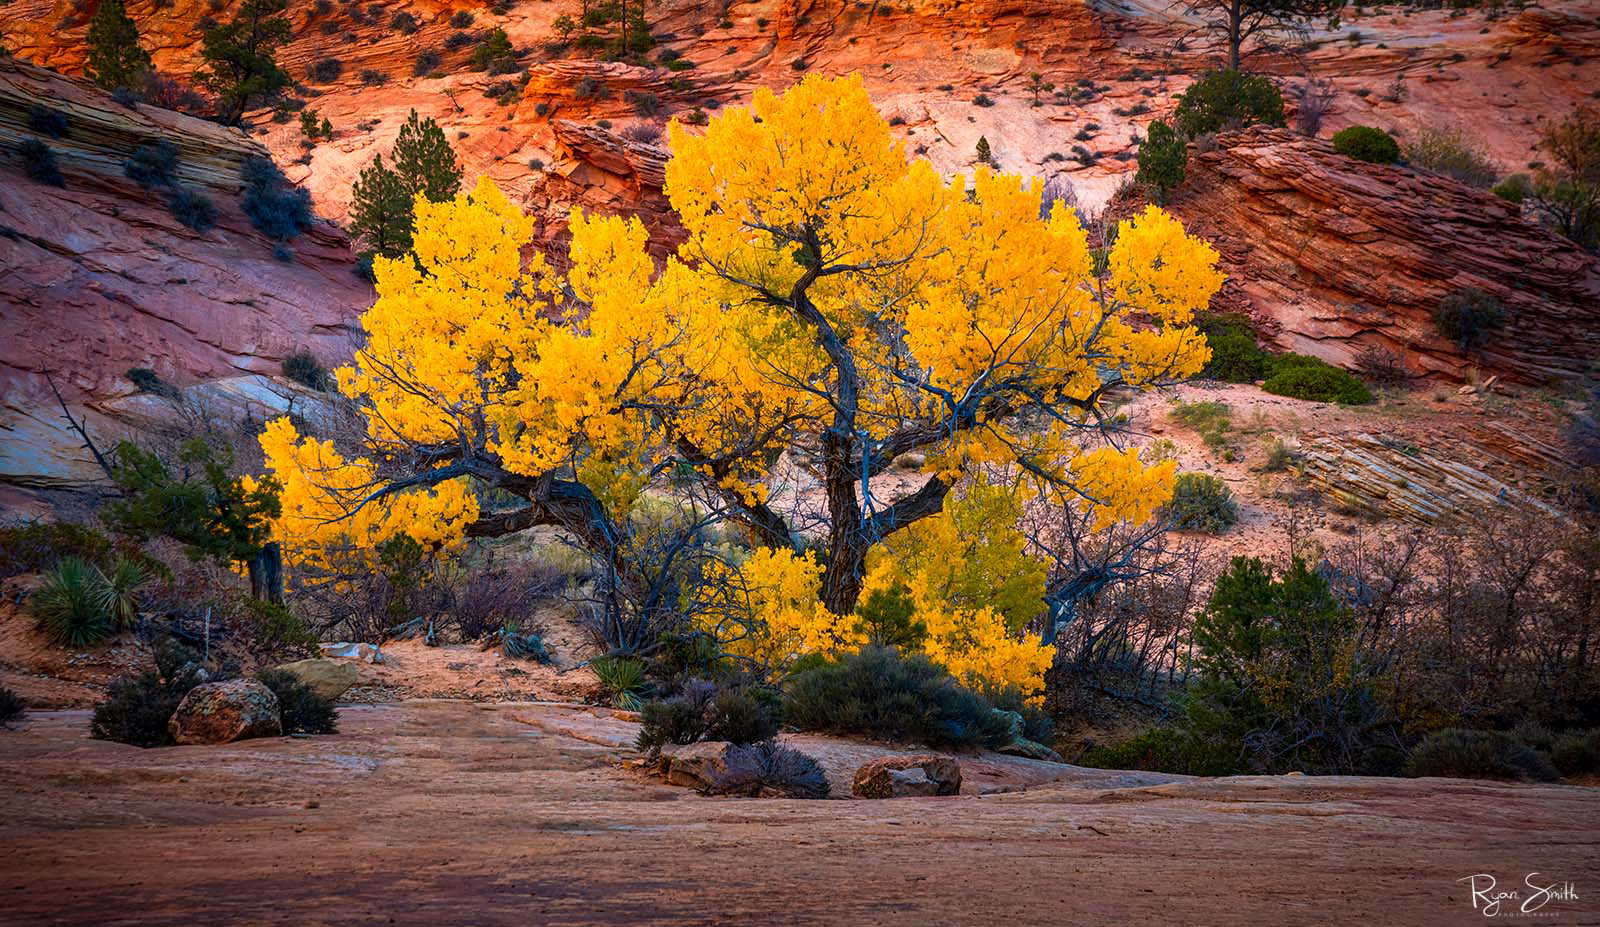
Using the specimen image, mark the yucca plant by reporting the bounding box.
[96,558,147,631]
[31,557,113,648]
[590,655,647,711]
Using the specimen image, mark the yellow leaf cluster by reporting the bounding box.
[710,547,864,670]
[862,481,1054,700]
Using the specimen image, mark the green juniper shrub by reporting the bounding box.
[1163,472,1239,534]
[1261,354,1372,404]
[782,645,1012,751]
[1550,729,1600,777]
[1204,331,1265,382]
[27,104,70,138]
[1195,313,1266,382]
[256,668,338,734]
[1190,556,1400,776]
[166,185,217,232]
[853,586,928,651]
[1403,728,1561,781]
[637,678,783,753]
[125,366,176,396]
[1172,69,1285,138]
[246,599,319,658]
[103,436,281,568]
[1332,125,1401,163]
[124,138,179,187]
[0,521,115,579]
[746,741,830,798]
[1432,287,1505,351]
[1136,119,1186,202]
[91,638,207,747]
[1078,725,1241,776]
[390,10,417,33]
[281,350,330,390]
[240,155,312,241]
[1491,173,1530,203]
[19,138,65,187]
[471,27,518,74]
[0,686,24,727]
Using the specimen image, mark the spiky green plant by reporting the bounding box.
[30,557,113,648]
[96,558,146,631]
[590,655,647,711]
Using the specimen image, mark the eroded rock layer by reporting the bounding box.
[1171,127,1600,385]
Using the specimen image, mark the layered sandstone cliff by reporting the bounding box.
[1170,127,1600,385]
[0,58,367,486]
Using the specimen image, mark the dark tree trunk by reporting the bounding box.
[819,428,868,616]
[248,541,284,604]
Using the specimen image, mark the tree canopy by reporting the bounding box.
[1175,0,1344,70]
[194,0,291,125]
[259,75,1222,698]
[86,0,152,92]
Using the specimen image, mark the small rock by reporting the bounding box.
[273,658,358,701]
[320,642,383,663]
[1457,384,1477,395]
[852,755,962,798]
[169,680,282,745]
[663,741,767,795]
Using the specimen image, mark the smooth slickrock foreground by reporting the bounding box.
[1,700,1594,926]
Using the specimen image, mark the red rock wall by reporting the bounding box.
[1170,127,1600,385]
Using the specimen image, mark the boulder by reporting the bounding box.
[852,755,962,798]
[992,709,1063,762]
[273,659,358,701]
[168,680,282,746]
[661,741,767,795]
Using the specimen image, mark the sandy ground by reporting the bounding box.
[1,700,1595,926]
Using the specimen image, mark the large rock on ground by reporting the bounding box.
[272,659,358,701]
[852,755,963,798]
[168,680,282,745]
[662,741,767,795]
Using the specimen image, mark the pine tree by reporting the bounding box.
[194,0,292,126]
[390,110,463,202]
[348,154,414,259]
[86,0,153,92]
[975,135,995,168]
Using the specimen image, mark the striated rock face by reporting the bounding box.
[1296,432,1561,524]
[1170,127,1600,385]
[168,679,283,745]
[527,117,679,262]
[0,59,367,489]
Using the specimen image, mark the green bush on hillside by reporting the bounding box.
[1262,354,1372,404]
[1332,125,1400,164]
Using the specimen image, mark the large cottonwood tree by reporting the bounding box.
[259,75,1222,695]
